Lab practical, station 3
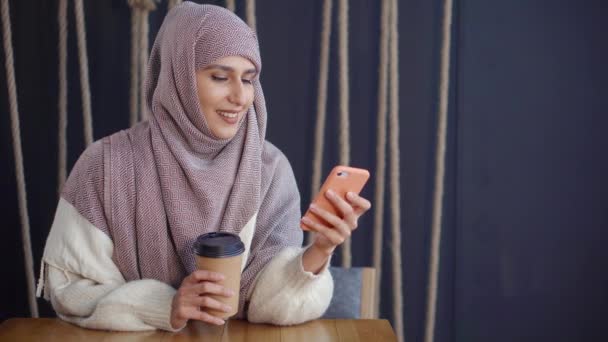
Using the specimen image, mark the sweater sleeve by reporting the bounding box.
[246,246,333,325]
[37,198,182,332]
[241,146,334,325]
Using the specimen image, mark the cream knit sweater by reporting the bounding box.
[36,199,333,331]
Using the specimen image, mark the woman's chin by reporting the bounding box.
[211,128,238,140]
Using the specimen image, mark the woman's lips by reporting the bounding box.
[217,110,239,124]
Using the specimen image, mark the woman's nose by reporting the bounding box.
[228,82,247,106]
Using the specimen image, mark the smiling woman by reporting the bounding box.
[34,1,371,333]
[196,56,257,139]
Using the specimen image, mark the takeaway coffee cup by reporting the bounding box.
[193,232,245,319]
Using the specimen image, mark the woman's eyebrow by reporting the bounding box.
[205,64,257,75]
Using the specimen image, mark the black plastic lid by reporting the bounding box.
[193,232,245,258]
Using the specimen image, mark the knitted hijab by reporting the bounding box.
[62,2,303,310]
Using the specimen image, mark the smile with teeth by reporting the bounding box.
[217,110,239,118]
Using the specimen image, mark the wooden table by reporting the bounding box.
[0,318,397,341]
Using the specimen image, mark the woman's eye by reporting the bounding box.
[211,75,228,82]
[242,79,253,84]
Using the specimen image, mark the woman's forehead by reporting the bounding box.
[204,56,256,72]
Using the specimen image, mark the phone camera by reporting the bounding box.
[337,171,348,177]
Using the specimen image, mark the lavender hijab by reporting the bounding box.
[62,2,302,316]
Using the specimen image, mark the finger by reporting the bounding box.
[195,296,233,313]
[184,270,225,285]
[301,217,346,245]
[325,189,357,227]
[308,204,352,236]
[191,282,234,297]
[186,307,225,325]
[174,306,224,326]
[346,192,372,215]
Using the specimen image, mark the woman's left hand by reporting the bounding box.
[301,189,372,255]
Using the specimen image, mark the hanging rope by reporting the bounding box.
[138,1,152,121]
[129,4,140,127]
[388,0,404,340]
[128,0,156,123]
[424,0,453,340]
[167,0,182,10]
[225,0,235,13]
[245,0,256,31]
[338,0,352,268]
[307,0,333,246]
[372,0,390,318]
[58,0,68,194]
[1,0,39,318]
[74,0,93,146]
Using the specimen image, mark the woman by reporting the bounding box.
[37,2,371,331]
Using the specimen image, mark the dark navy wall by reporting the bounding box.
[1,1,606,341]
[454,1,608,341]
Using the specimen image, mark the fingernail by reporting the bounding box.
[302,217,312,224]
[309,204,318,211]
[326,189,335,197]
[346,192,355,200]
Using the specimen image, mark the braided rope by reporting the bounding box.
[74,0,94,145]
[372,0,390,318]
[388,0,404,340]
[424,0,454,340]
[307,0,333,246]
[139,4,152,121]
[58,0,68,193]
[127,0,156,123]
[226,0,235,12]
[245,0,256,31]
[129,8,140,126]
[1,0,39,318]
[338,0,351,268]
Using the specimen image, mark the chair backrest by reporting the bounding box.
[323,267,376,319]
[359,267,376,319]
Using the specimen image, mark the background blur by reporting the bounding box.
[1,0,607,341]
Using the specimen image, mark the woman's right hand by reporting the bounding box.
[170,270,234,329]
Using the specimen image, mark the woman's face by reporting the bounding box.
[196,56,257,140]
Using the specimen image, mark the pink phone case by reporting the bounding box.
[301,166,370,231]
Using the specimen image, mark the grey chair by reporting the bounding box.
[323,267,376,319]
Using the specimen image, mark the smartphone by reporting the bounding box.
[301,165,370,231]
